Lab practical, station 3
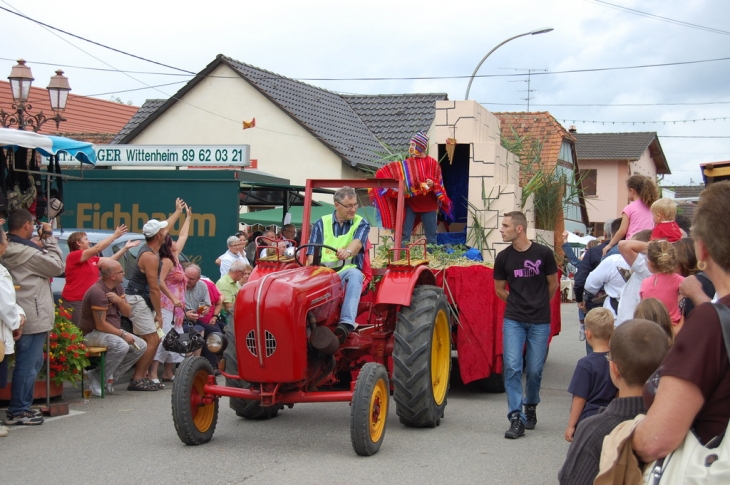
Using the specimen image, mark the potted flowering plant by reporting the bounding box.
[0,302,90,400]
[39,301,91,386]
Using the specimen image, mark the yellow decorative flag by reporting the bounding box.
[242,118,256,130]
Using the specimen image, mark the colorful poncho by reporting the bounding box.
[369,156,453,229]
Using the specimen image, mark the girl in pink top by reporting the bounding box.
[640,240,685,336]
[603,175,658,256]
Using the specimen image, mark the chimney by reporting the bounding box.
[569,125,577,134]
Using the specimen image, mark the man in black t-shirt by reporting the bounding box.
[494,211,558,439]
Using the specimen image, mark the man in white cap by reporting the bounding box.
[124,198,185,391]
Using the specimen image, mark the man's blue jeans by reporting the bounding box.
[403,206,438,245]
[338,267,364,327]
[503,319,550,422]
[9,332,48,415]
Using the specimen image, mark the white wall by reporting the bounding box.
[128,64,361,202]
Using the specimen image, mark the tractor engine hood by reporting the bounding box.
[233,266,343,383]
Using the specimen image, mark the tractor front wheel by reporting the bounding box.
[171,356,219,445]
[350,362,390,456]
[393,285,451,428]
[223,326,281,419]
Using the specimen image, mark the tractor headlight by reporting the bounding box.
[206,333,227,354]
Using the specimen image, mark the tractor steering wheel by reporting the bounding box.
[295,244,347,272]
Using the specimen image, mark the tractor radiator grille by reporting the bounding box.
[245,330,257,357]
[265,331,276,357]
[245,330,276,357]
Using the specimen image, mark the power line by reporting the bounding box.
[660,136,730,139]
[586,0,730,36]
[2,52,730,82]
[560,117,730,125]
[483,100,730,107]
[84,81,188,97]
[0,5,194,74]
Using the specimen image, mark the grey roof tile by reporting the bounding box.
[112,99,166,144]
[573,132,658,160]
[112,56,446,170]
[223,56,385,169]
[343,94,447,151]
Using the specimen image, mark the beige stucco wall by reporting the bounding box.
[629,148,657,178]
[581,160,628,225]
[126,64,360,203]
[428,100,535,262]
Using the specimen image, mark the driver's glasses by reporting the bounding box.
[336,202,359,211]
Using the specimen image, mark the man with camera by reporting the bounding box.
[1,210,64,425]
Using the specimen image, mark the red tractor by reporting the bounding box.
[171,178,452,456]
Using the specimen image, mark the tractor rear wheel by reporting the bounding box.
[171,356,219,445]
[350,362,390,456]
[223,326,281,420]
[393,285,451,428]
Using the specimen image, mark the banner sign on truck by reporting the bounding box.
[51,145,250,167]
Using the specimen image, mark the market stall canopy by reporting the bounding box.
[0,127,97,165]
[240,202,378,228]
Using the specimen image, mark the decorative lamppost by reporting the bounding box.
[0,59,71,132]
[464,28,554,100]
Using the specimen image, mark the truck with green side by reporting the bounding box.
[58,169,287,278]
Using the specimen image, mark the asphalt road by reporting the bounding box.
[1,303,583,485]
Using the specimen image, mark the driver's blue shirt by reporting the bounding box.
[307,211,370,271]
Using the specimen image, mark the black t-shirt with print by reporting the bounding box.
[493,242,558,323]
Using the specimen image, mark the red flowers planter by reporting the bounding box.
[0,379,63,401]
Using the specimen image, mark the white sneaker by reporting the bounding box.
[86,369,103,397]
[0,425,8,437]
[579,324,586,341]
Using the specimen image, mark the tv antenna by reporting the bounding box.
[503,68,547,111]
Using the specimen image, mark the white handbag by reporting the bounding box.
[643,303,730,485]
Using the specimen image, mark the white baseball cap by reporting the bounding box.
[142,219,168,237]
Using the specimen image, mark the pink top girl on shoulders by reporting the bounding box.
[603,175,658,256]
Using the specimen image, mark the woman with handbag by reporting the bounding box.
[0,227,27,437]
[148,204,191,387]
[632,181,730,480]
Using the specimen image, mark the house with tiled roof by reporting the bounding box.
[114,54,446,189]
[494,112,589,235]
[573,130,670,236]
[0,80,138,144]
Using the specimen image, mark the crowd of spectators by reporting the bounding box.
[558,177,730,483]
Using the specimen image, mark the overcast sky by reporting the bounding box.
[2,0,728,186]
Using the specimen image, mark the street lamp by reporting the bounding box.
[464,27,554,100]
[1,59,71,132]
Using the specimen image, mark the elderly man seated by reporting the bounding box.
[183,264,221,369]
[79,259,147,396]
[216,235,249,278]
[216,259,245,317]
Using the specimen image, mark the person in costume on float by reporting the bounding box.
[401,131,449,245]
[369,132,452,247]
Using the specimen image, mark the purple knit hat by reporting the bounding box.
[410,131,429,154]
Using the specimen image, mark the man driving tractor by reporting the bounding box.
[306,186,370,344]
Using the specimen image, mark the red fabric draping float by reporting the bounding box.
[435,265,562,385]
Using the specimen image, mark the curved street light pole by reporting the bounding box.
[464,27,554,100]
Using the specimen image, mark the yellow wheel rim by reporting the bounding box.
[191,370,215,432]
[431,309,450,405]
[369,378,388,443]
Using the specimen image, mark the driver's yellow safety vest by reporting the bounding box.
[321,214,361,272]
